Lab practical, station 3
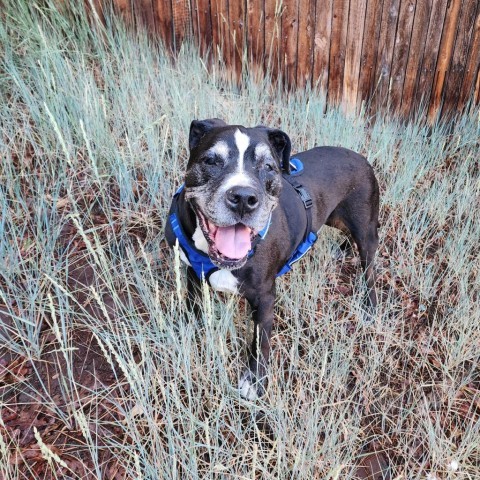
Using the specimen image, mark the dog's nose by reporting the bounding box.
[226,186,259,216]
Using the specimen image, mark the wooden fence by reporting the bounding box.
[100,0,480,120]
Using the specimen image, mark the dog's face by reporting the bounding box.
[184,119,291,270]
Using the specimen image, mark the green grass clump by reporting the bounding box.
[0,1,479,479]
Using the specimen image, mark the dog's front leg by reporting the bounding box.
[239,285,275,400]
[185,267,202,321]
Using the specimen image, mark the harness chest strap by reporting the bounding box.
[276,159,317,276]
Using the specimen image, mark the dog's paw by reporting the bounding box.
[238,370,265,401]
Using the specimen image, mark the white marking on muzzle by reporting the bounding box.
[221,172,254,190]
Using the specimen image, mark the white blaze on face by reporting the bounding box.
[234,129,250,173]
[220,129,253,191]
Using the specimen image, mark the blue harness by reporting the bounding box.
[168,158,317,280]
[276,158,318,275]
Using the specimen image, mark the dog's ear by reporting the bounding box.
[257,126,292,174]
[189,118,227,150]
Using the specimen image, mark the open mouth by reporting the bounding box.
[193,205,255,270]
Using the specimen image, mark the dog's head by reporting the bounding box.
[184,118,291,270]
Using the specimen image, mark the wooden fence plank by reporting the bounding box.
[389,0,416,114]
[247,0,265,65]
[442,0,478,115]
[328,0,349,106]
[156,0,174,49]
[458,3,480,110]
[114,0,134,26]
[172,0,192,49]
[312,0,333,95]
[400,0,431,118]
[264,0,282,78]
[199,0,213,55]
[414,0,448,113]
[475,69,480,104]
[343,0,367,114]
[296,0,316,87]
[282,0,299,86]
[356,0,384,110]
[228,0,245,76]
[211,0,230,64]
[428,0,462,121]
[373,0,400,111]
[133,0,156,33]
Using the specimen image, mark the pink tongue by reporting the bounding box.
[214,224,252,259]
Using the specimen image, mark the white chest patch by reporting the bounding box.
[209,269,239,294]
[179,249,191,266]
[192,224,209,253]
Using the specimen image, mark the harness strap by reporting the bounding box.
[277,158,317,276]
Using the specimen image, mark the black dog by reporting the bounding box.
[166,119,379,400]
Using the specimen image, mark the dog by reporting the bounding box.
[165,118,380,400]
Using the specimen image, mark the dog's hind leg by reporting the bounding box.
[354,224,379,313]
[344,199,379,316]
[328,201,379,316]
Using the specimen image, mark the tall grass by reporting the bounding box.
[0,1,479,478]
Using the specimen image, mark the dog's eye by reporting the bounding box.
[265,163,274,172]
[204,155,223,166]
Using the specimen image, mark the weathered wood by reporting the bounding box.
[312,0,333,95]
[211,0,226,58]
[228,0,246,76]
[282,0,299,86]
[343,0,367,114]
[328,0,349,106]
[428,0,462,121]
[415,0,448,113]
[458,3,480,110]
[475,69,480,104]
[172,0,192,49]
[264,0,282,78]
[156,0,173,49]
[247,0,265,65]
[400,0,431,118]
[373,0,401,111]
[190,0,199,45]
[296,0,316,88]
[356,0,383,110]
[442,0,478,115]
[389,0,416,114]
[137,0,157,33]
